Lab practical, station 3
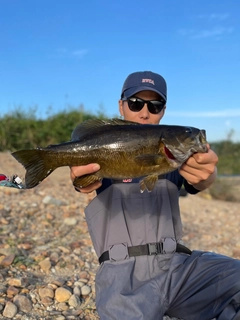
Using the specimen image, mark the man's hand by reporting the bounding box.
[70,163,101,193]
[179,145,218,191]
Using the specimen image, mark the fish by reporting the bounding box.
[11,118,208,192]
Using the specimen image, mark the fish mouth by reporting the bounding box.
[163,135,208,165]
[164,146,182,167]
[164,146,177,161]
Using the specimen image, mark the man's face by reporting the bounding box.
[119,90,166,125]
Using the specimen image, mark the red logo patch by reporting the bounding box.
[142,78,155,85]
[122,179,132,183]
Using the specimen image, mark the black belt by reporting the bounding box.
[99,242,192,264]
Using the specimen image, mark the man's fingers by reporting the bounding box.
[70,163,100,181]
[75,181,102,194]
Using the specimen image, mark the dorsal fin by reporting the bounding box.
[71,118,139,140]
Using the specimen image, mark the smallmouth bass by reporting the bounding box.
[12,119,208,192]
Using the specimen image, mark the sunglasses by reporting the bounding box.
[122,96,166,114]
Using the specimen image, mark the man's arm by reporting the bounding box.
[179,145,218,191]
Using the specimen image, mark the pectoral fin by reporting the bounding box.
[139,174,159,193]
[135,154,164,166]
[73,174,102,188]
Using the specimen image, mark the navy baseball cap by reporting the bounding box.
[121,71,167,101]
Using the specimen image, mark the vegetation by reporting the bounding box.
[0,106,240,176]
[208,176,240,202]
[0,105,107,151]
[210,140,240,175]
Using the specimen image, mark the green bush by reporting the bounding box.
[0,105,107,151]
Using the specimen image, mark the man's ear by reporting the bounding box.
[162,106,166,116]
[119,100,124,116]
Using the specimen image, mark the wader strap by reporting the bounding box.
[98,242,192,264]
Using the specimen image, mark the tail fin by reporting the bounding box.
[12,149,56,189]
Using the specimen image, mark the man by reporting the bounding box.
[70,71,240,320]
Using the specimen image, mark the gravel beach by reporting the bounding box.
[0,151,239,319]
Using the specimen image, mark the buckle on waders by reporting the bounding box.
[147,242,163,255]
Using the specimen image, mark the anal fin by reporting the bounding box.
[73,174,102,188]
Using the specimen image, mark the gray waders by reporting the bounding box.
[85,180,240,320]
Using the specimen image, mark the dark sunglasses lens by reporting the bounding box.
[127,98,165,114]
[147,101,164,114]
[128,100,144,112]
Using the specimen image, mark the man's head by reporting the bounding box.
[119,71,167,124]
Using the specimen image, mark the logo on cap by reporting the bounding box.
[142,78,155,85]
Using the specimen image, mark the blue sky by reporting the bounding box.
[1,0,239,142]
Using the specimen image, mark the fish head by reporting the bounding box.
[161,126,208,166]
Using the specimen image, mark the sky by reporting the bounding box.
[0,0,240,142]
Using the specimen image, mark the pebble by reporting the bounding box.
[38,287,55,299]
[3,301,18,318]
[55,287,72,302]
[41,296,54,306]
[50,251,60,263]
[7,285,20,296]
[13,294,32,313]
[73,286,81,296]
[39,257,52,272]
[0,284,7,294]
[68,294,81,308]
[0,253,15,266]
[58,302,69,311]
[42,195,66,206]
[63,217,77,226]
[8,278,24,287]
[81,285,91,296]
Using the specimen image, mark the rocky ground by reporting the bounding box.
[0,151,240,319]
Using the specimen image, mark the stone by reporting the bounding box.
[39,258,52,272]
[63,217,77,226]
[68,294,81,308]
[38,287,54,299]
[40,296,54,306]
[8,278,23,287]
[73,286,81,296]
[48,283,58,290]
[62,309,82,316]
[55,287,72,302]
[13,294,32,313]
[0,284,7,294]
[57,302,69,311]
[0,254,15,266]
[79,270,89,279]
[7,286,20,297]
[42,195,65,206]
[81,285,91,296]
[50,251,59,263]
[3,301,18,318]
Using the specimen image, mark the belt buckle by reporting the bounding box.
[147,242,163,255]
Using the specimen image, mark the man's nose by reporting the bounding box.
[139,103,150,117]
